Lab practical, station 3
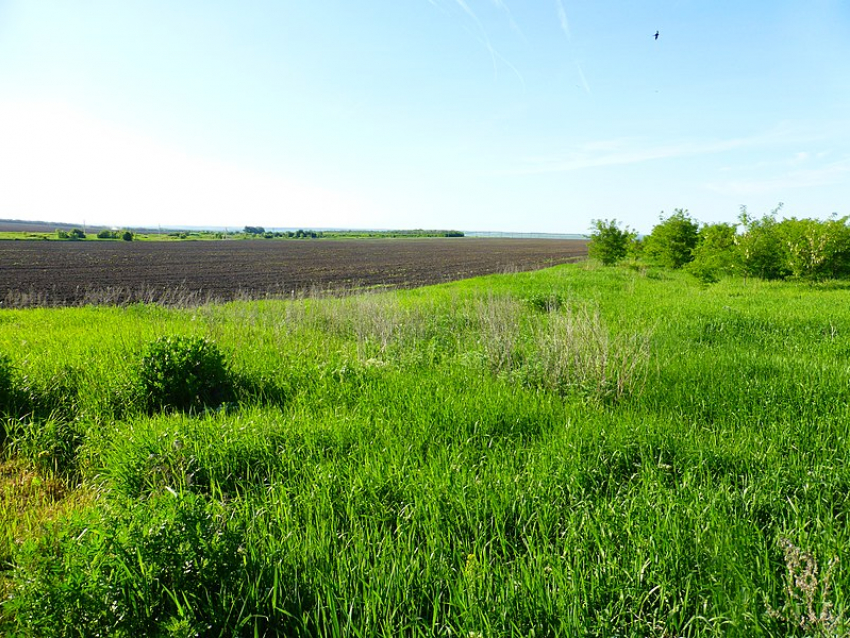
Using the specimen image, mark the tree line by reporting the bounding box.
[589,205,850,282]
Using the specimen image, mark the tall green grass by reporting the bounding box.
[2,265,849,635]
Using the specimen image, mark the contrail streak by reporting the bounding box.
[429,0,525,88]
[555,0,571,39]
[575,60,591,95]
[490,0,525,39]
[554,0,590,95]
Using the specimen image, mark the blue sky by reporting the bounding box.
[1,0,848,234]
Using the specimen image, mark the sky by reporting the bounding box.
[0,1,849,234]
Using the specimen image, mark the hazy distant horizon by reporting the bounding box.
[0,216,587,238]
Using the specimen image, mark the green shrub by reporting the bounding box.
[588,219,636,266]
[138,336,233,412]
[686,222,738,283]
[736,205,788,280]
[777,216,850,280]
[643,208,700,269]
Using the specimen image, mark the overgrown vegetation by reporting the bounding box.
[1,264,850,635]
[591,204,850,284]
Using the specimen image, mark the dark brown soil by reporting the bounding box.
[0,238,588,307]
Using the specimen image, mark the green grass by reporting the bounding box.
[1,264,849,635]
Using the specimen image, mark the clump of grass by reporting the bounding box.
[0,354,13,416]
[6,417,86,479]
[524,291,566,313]
[471,296,652,404]
[0,459,91,629]
[310,291,440,360]
[528,304,652,403]
[474,294,526,375]
[7,491,264,637]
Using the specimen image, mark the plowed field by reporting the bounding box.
[0,238,587,307]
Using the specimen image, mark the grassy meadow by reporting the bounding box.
[1,262,849,636]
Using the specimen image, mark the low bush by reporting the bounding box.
[588,219,636,266]
[643,209,700,269]
[138,336,234,413]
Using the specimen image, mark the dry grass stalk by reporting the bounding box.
[768,537,842,635]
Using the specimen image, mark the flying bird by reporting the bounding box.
[654,31,659,40]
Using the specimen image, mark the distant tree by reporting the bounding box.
[588,219,636,266]
[686,222,738,283]
[776,216,850,280]
[56,230,70,239]
[643,209,700,269]
[736,204,788,280]
[69,228,86,240]
[243,226,265,235]
[122,231,134,241]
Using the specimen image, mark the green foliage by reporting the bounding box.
[96,229,134,241]
[736,205,789,280]
[9,493,266,637]
[7,417,86,478]
[686,222,739,283]
[643,208,700,268]
[777,216,850,280]
[588,218,636,266]
[55,230,69,239]
[137,336,233,412]
[68,228,86,240]
[243,225,265,235]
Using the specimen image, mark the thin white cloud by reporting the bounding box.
[719,150,830,173]
[504,137,753,175]
[428,0,525,87]
[706,158,850,195]
[500,125,847,176]
[555,0,571,39]
[575,60,591,95]
[490,0,524,38]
